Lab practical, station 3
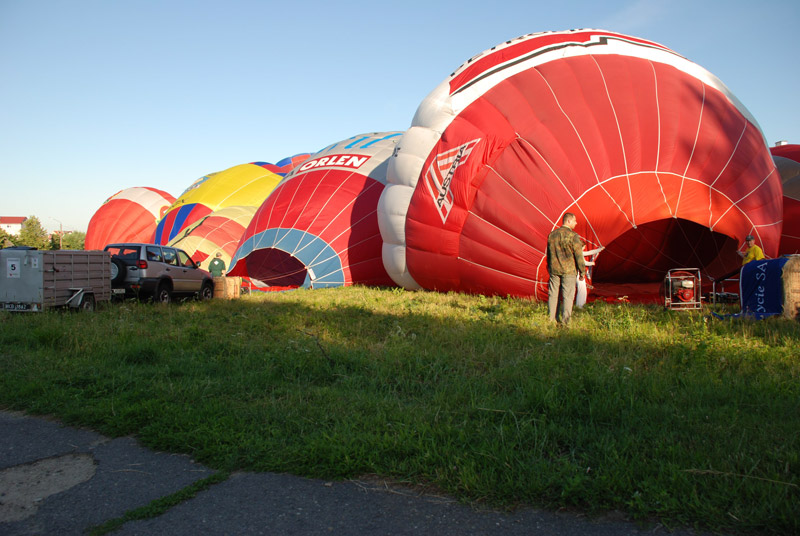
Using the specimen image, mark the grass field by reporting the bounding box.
[1,287,798,534]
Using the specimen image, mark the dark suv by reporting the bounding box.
[105,243,214,303]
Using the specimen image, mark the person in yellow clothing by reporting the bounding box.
[739,235,765,265]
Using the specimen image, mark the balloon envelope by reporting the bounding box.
[229,133,402,289]
[771,144,800,255]
[379,29,782,299]
[167,205,257,269]
[154,162,288,245]
[85,187,175,250]
[257,154,312,177]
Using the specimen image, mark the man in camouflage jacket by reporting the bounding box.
[546,213,586,325]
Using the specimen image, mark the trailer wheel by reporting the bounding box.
[79,293,96,312]
[110,258,126,284]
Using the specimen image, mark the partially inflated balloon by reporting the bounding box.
[229,133,402,288]
[85,187,175,250]
[154,162,287,245]
[379,29,781,298]
[771,144,800,255]
[167,205,256,268]
[258,154,312,177]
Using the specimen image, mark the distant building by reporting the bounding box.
[0,216,27,235]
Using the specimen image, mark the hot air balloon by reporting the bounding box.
[228,133,402,289]
[154,160,296,245]
[85,187,175,250]
[379,29,782,299]
[259,154,313,177]
[771,144,800,255]
[167,205,257,268]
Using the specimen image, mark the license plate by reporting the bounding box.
[3,303,31,311]
[112,288,125,294]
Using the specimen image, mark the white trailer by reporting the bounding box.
[0,249,111,312]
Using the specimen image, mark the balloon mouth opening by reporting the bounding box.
[591,218,740,284]
[244,248,308,288]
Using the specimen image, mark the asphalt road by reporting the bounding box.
[0,410,711,535]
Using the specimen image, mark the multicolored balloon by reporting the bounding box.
[228,133,402,288]
[257,154,312,177]
[379,29,782,298]
[167,205,257,268]
[154,161,290,245]
[771,144,800,255]
[85,186,175,250]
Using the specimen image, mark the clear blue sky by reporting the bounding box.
[1,0,797,233]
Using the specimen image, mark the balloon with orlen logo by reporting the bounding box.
[228,132,402,288]
[378,29,782,298]
[771,144,800,255]
[154,158,308,245]
[85,186,176,250]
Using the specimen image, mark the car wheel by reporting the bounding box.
[154,282,171,304]
[110,258,126,284]
[199,281,214,300]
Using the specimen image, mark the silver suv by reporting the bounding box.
[105,243,214,303]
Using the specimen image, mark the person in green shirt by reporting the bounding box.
[739,235,765,265]
[546,213,586,326]
[208,252,227,277]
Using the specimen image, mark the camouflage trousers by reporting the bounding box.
[548,273,577,325]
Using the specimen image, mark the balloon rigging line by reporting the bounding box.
[675,82,706,218]
[327,212,380,255]
[567,169,771,240]
[286,167,342,234]
[285,179,380,259]
[529,171,768,283]
[274,171,326,247]
[276,167,363,252]
[485,161,556,224]
[650,61,674,217]
[337,232,384,260]
[513,137,576,212]
[709,118,749,188]
[466,211,545,256]
[458,256,539,284]
[262,180,380,277]
[214,171,276,208]
[591,55,635,226]
[534,68,636,229]
[710,167,779,238]
[533,68,599,185]
[296,208,377,268]
[258,172,304,247]
[708,119,749,229]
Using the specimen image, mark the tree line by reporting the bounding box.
[0,216,85,250]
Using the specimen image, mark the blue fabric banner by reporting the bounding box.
[739,257,789,319]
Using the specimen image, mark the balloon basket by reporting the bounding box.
[783,255,800,320]
[213,277,241,300]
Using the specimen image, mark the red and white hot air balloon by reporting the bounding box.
[85,187,175,250]
[770,144,800,255]
[229,133,401,289]
[379,29,782,299]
